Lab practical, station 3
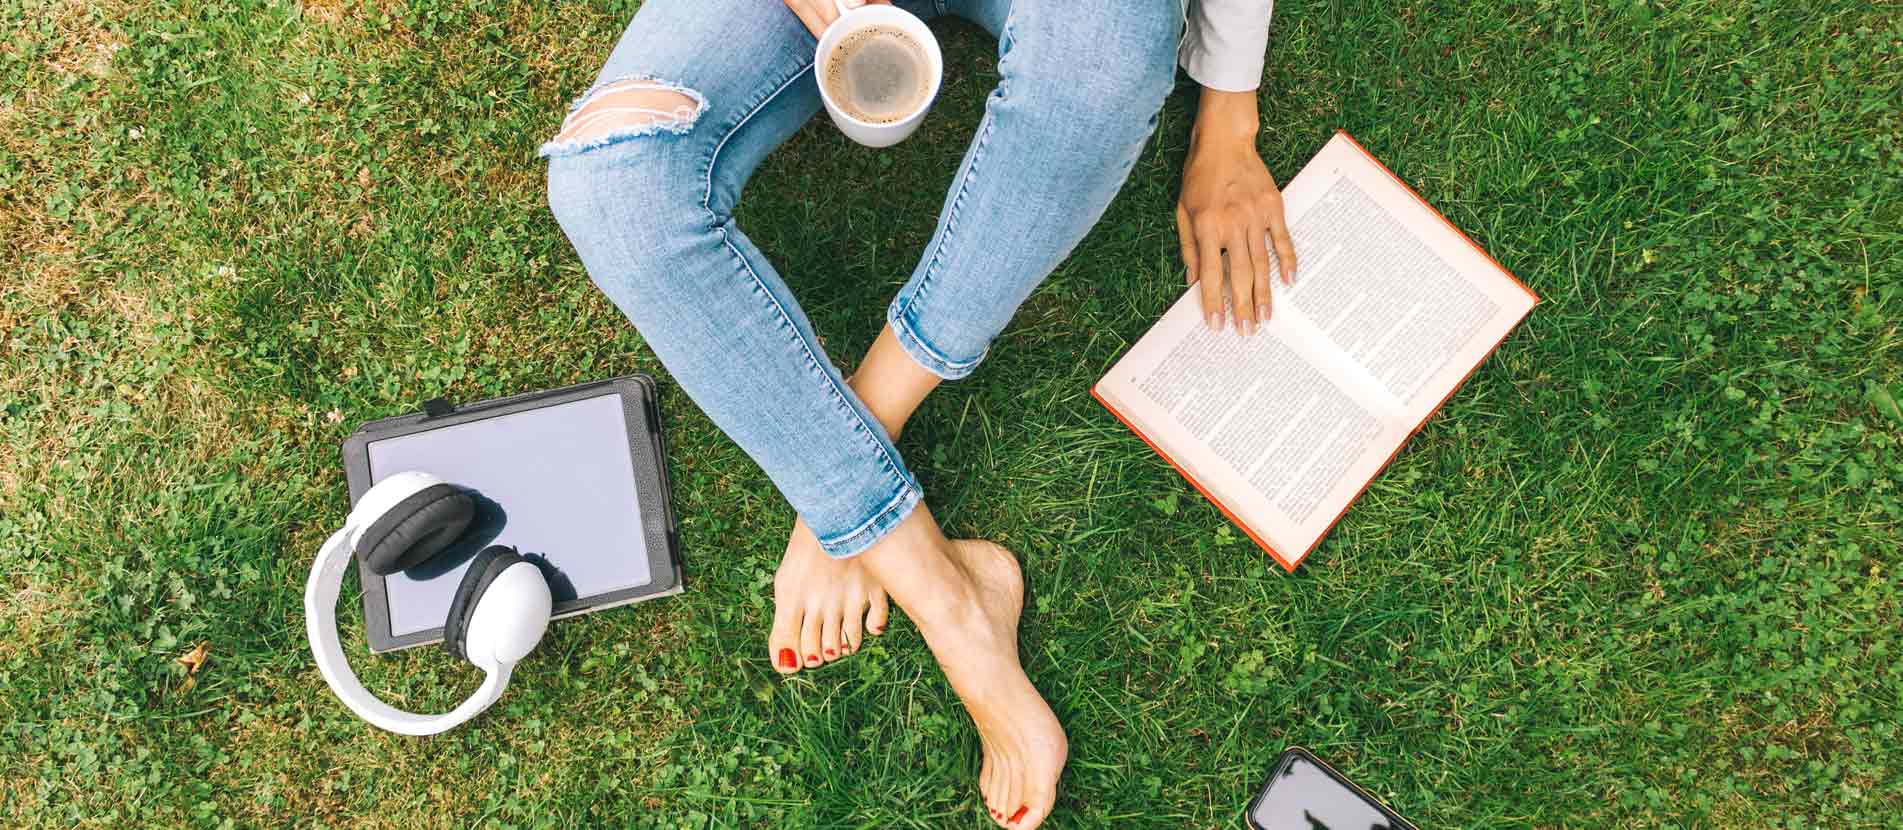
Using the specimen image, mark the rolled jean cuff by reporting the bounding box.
[887,303,987,381]
[815,477,924,558]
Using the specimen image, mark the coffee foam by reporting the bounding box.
[822,25,930,125]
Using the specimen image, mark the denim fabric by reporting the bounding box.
[545,0,1181,557]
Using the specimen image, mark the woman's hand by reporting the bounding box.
[784,0,889,38]
[1175,88,1297,335]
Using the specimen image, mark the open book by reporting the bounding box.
[1094,132,1537,571]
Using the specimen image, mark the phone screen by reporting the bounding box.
[1248,752,1409,830]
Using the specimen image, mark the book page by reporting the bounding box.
[1274,135,1538,414]
[1280,174,1510,405]
[1096,283,1411,564]
[1131,319,1401,529]
[1095,133,1536,568]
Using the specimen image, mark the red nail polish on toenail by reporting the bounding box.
[778,648,797,669]
[807,654,819,665]
[1008,806,1027,823]
[824,648,835,657]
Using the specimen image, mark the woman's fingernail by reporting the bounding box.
[1008,805,1028,823]
[778,648,797,669]
[1242,317,1256,336]
[842,0,865,6]
[1206,311,1221,331]
[1258,304,1271,321]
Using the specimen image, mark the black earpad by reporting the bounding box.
[357,484,476,576]
[443,545,526,661]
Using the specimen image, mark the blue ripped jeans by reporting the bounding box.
[545,0,1181,557]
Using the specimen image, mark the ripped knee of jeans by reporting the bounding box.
[538,76,706,159]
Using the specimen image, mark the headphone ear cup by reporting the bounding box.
[357,484,476,575]
[443,546,525,662]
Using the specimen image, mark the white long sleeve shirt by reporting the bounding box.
[1180,0,1274,91]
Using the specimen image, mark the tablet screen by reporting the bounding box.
[365,392,652,637]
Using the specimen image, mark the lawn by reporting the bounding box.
[4,0,1900,826]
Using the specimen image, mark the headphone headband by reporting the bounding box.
[304,526,509,735]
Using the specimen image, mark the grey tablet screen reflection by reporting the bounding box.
[366,393,651,637]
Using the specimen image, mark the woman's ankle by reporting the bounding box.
[846,373,909,442]
[847,326,944,441]
[859,508,979,620]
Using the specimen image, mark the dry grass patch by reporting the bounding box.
[1,253,245,538]
[0,579,85,663]
[0,180,87,331]
[506,0,628,92]
[0,776,47,823]
[299,0,345,26]
[29,0,128,81]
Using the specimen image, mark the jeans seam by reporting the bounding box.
[698,61,917,538]
[713,223,916,531]
[886,306,985,378]
[701,60,815,220]
[893,90,999,346]
[821,481,922,557]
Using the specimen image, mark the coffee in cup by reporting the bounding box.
[821,25,933,125]
[813,1,943,147]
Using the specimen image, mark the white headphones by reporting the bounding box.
[304,471,553,736]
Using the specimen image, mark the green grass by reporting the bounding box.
[3,0,1900,826]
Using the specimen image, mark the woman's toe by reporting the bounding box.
[798,608,825,668]
[866,589,890,635]
[841,592,866,655]
[769,589,802,674]
[977,742,994,809]
[1010,803,1038,828]
[1000,756,1024,827]
[982,748,1007,824]
[1017,781,1056,828]
[820,611,843,662]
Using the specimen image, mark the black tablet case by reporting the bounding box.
[341,375,682,652]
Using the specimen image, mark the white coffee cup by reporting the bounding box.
[814,0,943,148]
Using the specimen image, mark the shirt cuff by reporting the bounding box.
[1178,28,1266,92]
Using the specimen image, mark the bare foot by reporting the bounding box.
[859,512,1068,828]
[767,518,892,672]
[939,539,1067,828]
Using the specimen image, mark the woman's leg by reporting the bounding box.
[882,0,1184,383]
[549,0,1180,825]
[841,0,1185,431]
[837,3,1185,827]
[545,0,931,671]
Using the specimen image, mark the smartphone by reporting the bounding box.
[1245,747,1418,830]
